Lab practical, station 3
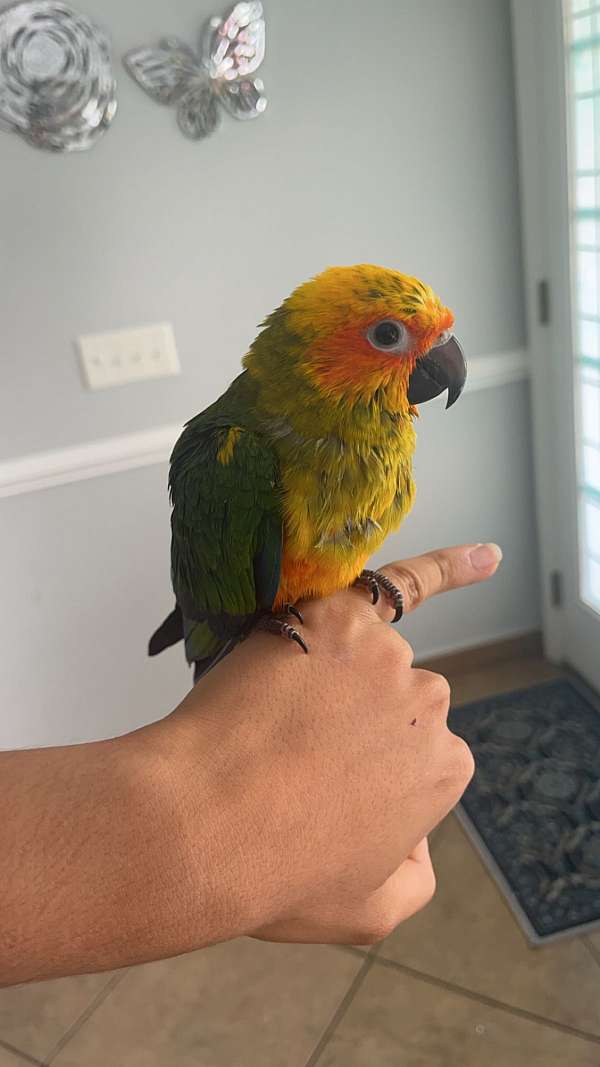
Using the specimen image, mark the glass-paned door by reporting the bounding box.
[570,3,600,616]
[512,0,600,691]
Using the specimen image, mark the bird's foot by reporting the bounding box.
[257,604,309,654]
[354,569,404,623]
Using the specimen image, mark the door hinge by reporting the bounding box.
[550,570,563,608]
[538,279,551,325]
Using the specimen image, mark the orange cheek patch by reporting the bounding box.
[306,322,414,400]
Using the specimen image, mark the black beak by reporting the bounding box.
[407,335,467,409]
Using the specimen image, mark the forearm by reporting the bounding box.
[1,545,492,984]
[0,713,243,987]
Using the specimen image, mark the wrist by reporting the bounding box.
[134,706,272,951]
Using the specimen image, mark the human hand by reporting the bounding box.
[158,543,502,948]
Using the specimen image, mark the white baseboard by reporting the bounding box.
[0,349,529,500]
[413,623,543,664]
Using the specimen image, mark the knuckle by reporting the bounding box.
[383,630,414,666]
[444,734,475,790]
[353,907,398,946]
[429,672,451,706]
[365,625,413,675]
[413,669,451,708]
[397,636,416,668]
[422,863,437,905]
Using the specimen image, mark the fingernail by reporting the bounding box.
[469,543,503,570]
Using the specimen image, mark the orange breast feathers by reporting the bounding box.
[275,549,373,608]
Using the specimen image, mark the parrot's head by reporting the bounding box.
[245,264,467,414]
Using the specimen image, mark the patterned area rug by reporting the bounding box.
[448,678,600,944]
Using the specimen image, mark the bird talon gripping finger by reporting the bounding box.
[357,569,405,624]
[354,570,381,606]
[148,264,466,681]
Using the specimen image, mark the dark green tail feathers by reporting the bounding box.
[148,604,239,681]
[148,604,183,657]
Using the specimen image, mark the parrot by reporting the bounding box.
[149,264,467,680]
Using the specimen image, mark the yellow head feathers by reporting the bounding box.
[244,264,459,411]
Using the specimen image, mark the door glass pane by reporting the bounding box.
[583,443,600,490]
[579,317,600,356]
[576,215,598,244]
[576,98,595,169]
[568,2,600,613]
[585,556,600,602]
[576,174,597,206]
[583,494,600,547]
[578,249,599,312]
[581,375,600,443]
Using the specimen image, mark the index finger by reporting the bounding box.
[374,543,502,618]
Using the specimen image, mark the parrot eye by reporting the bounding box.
[367,319,409,353]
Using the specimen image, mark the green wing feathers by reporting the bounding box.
[152,406,283,674]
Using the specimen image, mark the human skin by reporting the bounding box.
[0,542,501,987]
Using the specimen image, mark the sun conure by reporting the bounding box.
[149,264,467,679]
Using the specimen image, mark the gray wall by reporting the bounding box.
[1,0,539,748]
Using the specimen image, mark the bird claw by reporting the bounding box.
[282,602,304,625]
[288,627,309,654]
[355,569,404,623]
[354,572,380,606]
[257,611,309,654]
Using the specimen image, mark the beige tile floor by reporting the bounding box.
[3,653,600,1066]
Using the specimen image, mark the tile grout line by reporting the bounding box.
[303,954,376,1067]
[41,970,129,1065]
[372,955,600,1047]
[0,1037,43,1066]
[335,945,370,961]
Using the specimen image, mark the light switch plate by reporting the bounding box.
[78,322,180,390]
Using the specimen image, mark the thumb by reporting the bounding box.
[377,543,503,617]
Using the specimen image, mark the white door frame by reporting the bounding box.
[511,0,582,669]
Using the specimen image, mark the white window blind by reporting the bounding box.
[568,0,600,613]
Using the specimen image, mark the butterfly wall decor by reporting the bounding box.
[123,1,267,142]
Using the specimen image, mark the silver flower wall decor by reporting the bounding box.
[124,1,267,141]
[0,0,117,152]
